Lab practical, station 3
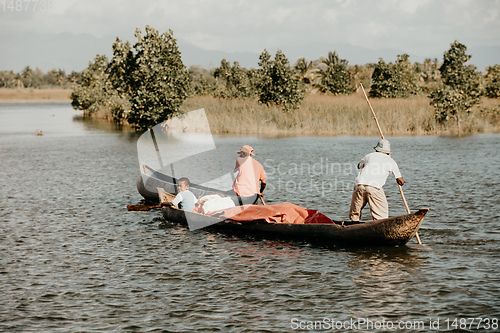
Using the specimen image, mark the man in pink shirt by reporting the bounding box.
[232,145,267,205]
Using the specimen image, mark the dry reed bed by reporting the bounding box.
[182,94,500,136]
[181,94,465,136]
[0,88,72,103]
[2,88,497,135]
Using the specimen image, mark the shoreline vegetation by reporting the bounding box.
[1,87,499,136]
[0,88,71,103]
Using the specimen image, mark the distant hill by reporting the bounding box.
[0,32,497,73]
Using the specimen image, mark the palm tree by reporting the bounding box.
[53,69,67,86]
[12,73,24,89]
[316,51,352,95]
[21,66,33,88]
[293,57,321,92]
[319,51,348,68]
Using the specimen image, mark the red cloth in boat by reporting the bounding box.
[221,202,334,224]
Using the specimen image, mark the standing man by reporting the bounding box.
[349,139,404,221]
[232,145,267,205]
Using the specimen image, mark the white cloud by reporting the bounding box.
[1,0,498,57]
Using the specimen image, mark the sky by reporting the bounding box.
[1,0,499,68]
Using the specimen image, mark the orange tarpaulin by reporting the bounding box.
[220,202,335,224]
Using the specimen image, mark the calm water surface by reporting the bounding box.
[1,103,499,332]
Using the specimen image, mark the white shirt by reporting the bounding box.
[354,152,402,189]
[172,190,197,211]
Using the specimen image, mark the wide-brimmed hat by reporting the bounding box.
[236,145,255,156]
[374,139,391,153]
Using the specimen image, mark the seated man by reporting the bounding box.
[169,177,197,212]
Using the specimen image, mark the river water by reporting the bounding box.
[1,103,499,332]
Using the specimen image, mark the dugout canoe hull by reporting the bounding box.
[136,164,229,203]
[161,205,429,247]
[137,164,428,246]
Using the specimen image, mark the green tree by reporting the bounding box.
[71,54,130,122]
[349,64,375,93]
[317,51,352,95]
[293,57,321,93]
[105,37,135,122]
[20,66,33,88]
[71,54,111,114]
[71,26,190,128]
[370,54,421,98]
[213,59,254,98]
[484,64,500,98]
[107,38,134,96]
[188,65,214,96]
[12,73,24,89]
[31,67,44,88]
[67,71,82,86]
[418,58,440,82]
[430,41,483,134]
[44,69,67,86]
[257,49,305,111]
[231,61,255,98]
[213,59,234,98]
[0,71,13,87]
[126,26,191,130]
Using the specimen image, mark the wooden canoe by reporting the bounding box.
[137,165,428,246]
[161,205,428,246]
[136,164,229,203]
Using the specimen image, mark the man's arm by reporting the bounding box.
[259,180,267,196]
[357,159,365,169]
[171,193,182,208]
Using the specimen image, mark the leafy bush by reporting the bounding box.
[188,65,215,96]
[370,54,421,98]
[213,59,255,99]
[70,54,111,114]
[125,27,191,130]
[317,51,352,95]
[484,64,500,98]
[256,49,305,111]
[71,26,190,131]
[429,41,483,134]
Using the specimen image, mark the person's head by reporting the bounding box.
[236,145,255,157]
[177,177,190,192]
[374,139,391,154]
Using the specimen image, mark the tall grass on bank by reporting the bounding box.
[0,88,71,103]
[181,93,499,136]
[182,93,500,136]
[4,87,496,135]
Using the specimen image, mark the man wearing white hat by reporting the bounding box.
[349,139,404,221]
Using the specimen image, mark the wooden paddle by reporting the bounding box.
[127,203,162,212]
[359,83,422,245]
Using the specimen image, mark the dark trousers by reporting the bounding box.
[230,193,259,206]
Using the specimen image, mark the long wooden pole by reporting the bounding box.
[359,84,422,245]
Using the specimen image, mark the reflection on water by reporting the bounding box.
[73,113,138,134]
[0,103,499,331]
